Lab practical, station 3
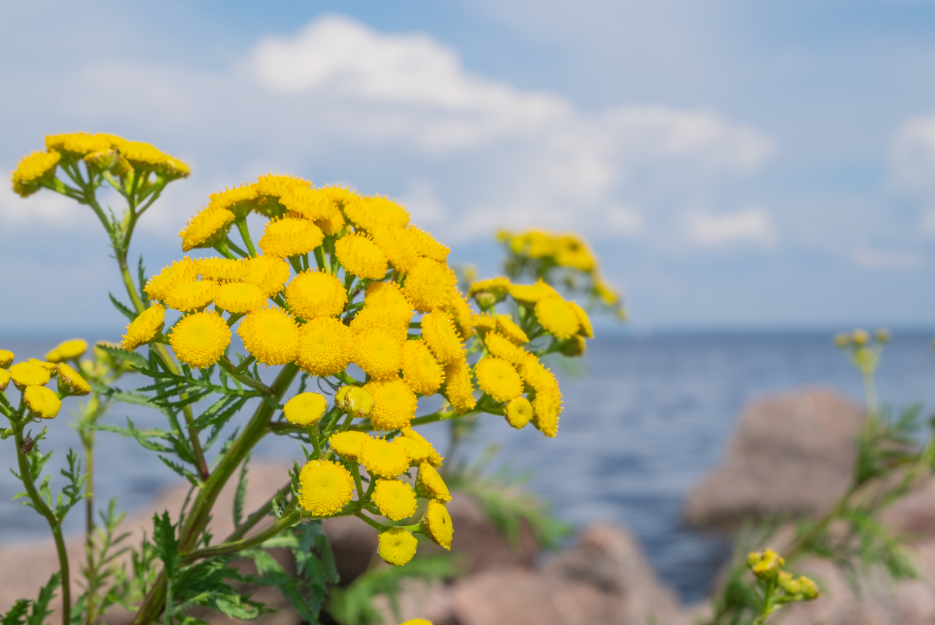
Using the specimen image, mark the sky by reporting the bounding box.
[3,0,935,335]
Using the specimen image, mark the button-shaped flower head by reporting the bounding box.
[372,479,417,521]
[298,459,354,517]
[283,392,327,427]
[359,437,410,479]
[420,500,453,550]
[24,386,61,419]
[378,527,418,566]
[9,361,51,389]
[169,311,231,368]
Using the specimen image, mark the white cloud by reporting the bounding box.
[684,207,777,249]
[0,181,90,229]
[853,247,925,269]
[890,112,935,195]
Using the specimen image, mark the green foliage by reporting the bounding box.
[0,574,61,625]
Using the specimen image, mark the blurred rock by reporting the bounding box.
[684,388,864,529]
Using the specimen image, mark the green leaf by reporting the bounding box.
[108,293,137,321]
[26,572,60,625]
[233,455,250,530]
[1,599,30,625]
[93,343,149,370]
[152,512,180,583]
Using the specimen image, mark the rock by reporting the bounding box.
[684,388,864,529]
[323,515,378,584]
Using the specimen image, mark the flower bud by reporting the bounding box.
[750,548,784,579]
[0,350,14,368]
[345,387,375,419]
[473,291,498,309]
[833,333,850,348]
[57,363,91,397]
[778,571,801,595]
[798,576,820,600]
[851,329,869,346]
[0,369,10,392]
[24,386,61,420]
[560,335,587,357]
[874,328,891,344]
[335,385,351,411]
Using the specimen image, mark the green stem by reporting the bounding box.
[226,482,291,543]
[218,357,273,395]
[236,219,258,258]
[352,462,365,501]
[183,509,301,564]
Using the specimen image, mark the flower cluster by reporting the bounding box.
[0,340,93,421]
[746,549,820,613]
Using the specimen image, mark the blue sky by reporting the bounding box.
[3,0,935,335]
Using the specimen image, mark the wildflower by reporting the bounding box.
[468,276,512,301]
[298,459,354,516]
[378,527,418,566]
[24,386,61,420]
[179,206,235,252]
[535,297,580,340]
[834,333,850,348]
[593,277,621,306]
[406,226,449,262]
[57,364,91,397]
[278,186,337,221]
[446,286,475,339]
[255,173,312,200]
[509,280,560,305]
[370,224,420,273]
[165,280,219,312]
[122,304,166,351]
[420,500,453,550]
[364,281,412,313]
[560,335,587,358]
[554,234,596,272]
[345,196,410,231]
[0,350,13,368]
[518,352,561,399]
[475,357,524,403]
[83,149,124,174]
[207,184,258,218]
[334,233,388,279]
[296,317,353,376]
[45,132,112,156]
[401,339,444,396]
[415,462,451,502]
[421,311,463,364]
[195,257,247,282]
[372,479,418,520]
[393,436,432,466]
[443,357,476,413]
[569,301,593,338]
[145,258,198,302]
[496,316,529,344]
[363,379,418,431]
[258,216,324,258]
[237,307,299,366]
[113,139,190,179]
[403,258,456,313]
[339,386,375,418]
[215,282,266,314]
[798,576,820,600]
[45,339,88,363]
[285,270,347,321]
[852,329,870,345]
[532,392,561,438]
[283,392,328,426]
[329,431,371,461]
[472,314,498,334]
[401,427,443,467]
[11,151,61,197]
[243,255,291,297]
[350,306,411,344]
[398,620,432,625]
[169,311,231,368]
[10,361,51,389]
[360,436,411,478]
[353,329,403,380]
[315,209,346,236]
[0,369,9,392]
[505,396,533,430]
[748,549,784,580]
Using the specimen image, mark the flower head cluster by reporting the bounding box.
[0,348,93,422]
[746,549,820,607]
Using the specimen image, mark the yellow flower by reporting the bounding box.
[9,361,51,389]
[468,276,512,299]
[258,216,324,258]
[279,186,340,222]
[443,357,476,413]
[195,257,247,282]
[57,364,91,397]
[0,350,13,368]
[373,479,418,520]
[509,280,560,305]
[364,281,412,313]
[207,184,258,218]
[370,224,420,273]
[402,258,455,313]
[799,576,820,600]
[393,436,432,466]
[532,392,561,438]
[296,317,353,376]
[535,297,580,340]
[169,311,231,368]
[122,304,166,351]
[298,459,355,516]
[255,173,312,200]
[285,270,347,321]
[554,234,596,272]
[471,314,497,334]
[337,386,375,418]
[378,527,418,566]
[83,149,123,174]
[594,277,621,306]
[329,431,371,461]
[12,150,61,197]
[475,357,524,403]
[283,392,328,426]
[518,353,561,400]
[420,500,453,550]
[45,339,88,363]
[243,255,292,297]
[113,139,190,179]
[45,132,112,156]
[360,436,411,478]
[215,283,266,314]
[344,196,410,231]
[561,335,587,357]
[334,233,388,279]
[315,209,346,236]
[350,306,412,344]
[398,620,433,625]
[569,301,593,338]
[145,258,199,302]
[406,226,449,262]
[165,280,220,312]
[401,339,444,396]
[24,386,61,420]
[496,316,529,344]
[505,396,533,430]
[237,307,299,366]
[352,329,403,380]
[483,332,526,366]
[400,427,443,467]
[0,369,9,392]
[364,378,418,431]
[421,311,463,364]
[446,286,475,339]
[415,462,451,503]
[180,206,235,252]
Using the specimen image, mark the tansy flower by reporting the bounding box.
[364,281,412,313]
[402,258,455,313]
[321,185,358,208]
[145,258,199,302]
[24,386,61,420]
[57,364,91,397]
[378,527,418,566]
[370,224,420,274]
[446,286,475,339]
[283,392,328,426]
[12,151,61,197]
[554,234,596,272]
[360,436,411,478]
[215,283,266,314]
[258,216,324,258]
[237,307,299,366]
[207,184,258,218]
[112,139,190,179]
[405,226,449,263]
[443,357,476,413]
[350,306,411,344]
[401,339,444,396]
[471,314,497,334]
[415,462,451,503]
[517,353,561,400]
[344,196,410,231]
[334,233,388,279]
[296,317,353,376]
[399,621,433,625]
[363,379,418,431]
[122,304,166,351]
[535,297,580,340]
[0,350,13,368]
[298,459,354,516]
[468,276,512,300]
[509,280,560,305]
[45,339,88,363]
[0,369,9,392]
[255,173,312,200]
[279,187,339,222]
[569,301,593,338]
[339,386,375,418]
[329,431,371,461]
[169,311,231,368]
[484,332,526,366]
[353,329,403,381]
[561,335,587,357]
[179,206,235,252]
[393,436,432,466]
[195,257,247,282]
[45,132,112,156]
[400,427,443,467]
[421,311,463,364]
[82,149,123,174]
[496,316,529,344]
[475,357,524,403]
[420,500,453,550]
[285,270,346,321]
[505,396,533,430]
[9,361,51,389]
[165,280,219,312]
[314,209,346,236]
[532,392,561,438]
[243,255,291,297]
[372,479,418,520]
[369,196,411,228]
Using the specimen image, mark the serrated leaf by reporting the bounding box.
[94,343,148,369]
[109,293,137,321]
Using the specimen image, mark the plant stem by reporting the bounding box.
[183,509,301,564]
[225,482,291,543]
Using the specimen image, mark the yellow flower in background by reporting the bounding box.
[0,369,9,392]
[258,216,324,258]
[505,396,533,430]
[359,436,411,478]
[329,431,371,461]
[45,339,88,363]
[24,386,61,419]
[398,620,433,625]
[378,527,418,566]
[400,427,443,467]
[403,258,456,313]
[421,500,453,550]
[532,392,561,438]
[180,206,235,252]
[195,257,247,282]
[475,357,524,403]
[401,339,444,396]
[57,363,91,397]
[509,280,560,305]
[122,304,166,351]
[484,332,526,366]
[207,184,258,218]
[471,313,498,334]
[298,459,355,516]
[554,234,596,272]
[285,270,347,321]
[372,479,418,520]
[165,280,219,312]
[46,132,112,156]
[364,378,418,431]
[12,151,61,197]
[169,311,231,368]
[443,357,476,413]
[352,329,403,380]
[496,316,529,344]
[145,258,199,302]
[243,255,291,297]
[9,361,52,390]
[535,297,580,340]
[468,276,512,300]
[296,317,352,376]
[283,392,328,426]
[416,462,451,503]
[0,350,14,368]
[334,233,388,279]
[237,306,299,366]
[421,311,463,364]
[569,301,593,338]
[215,282,266,314]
